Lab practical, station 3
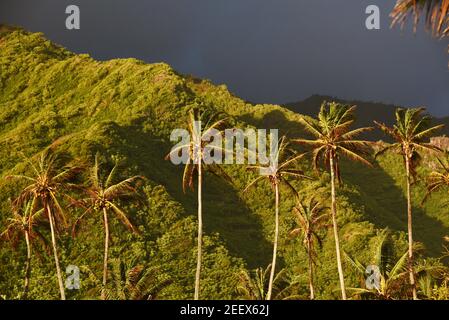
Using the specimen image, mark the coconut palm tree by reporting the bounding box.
[290,196,329,299]
[345,229,429,300]
[72,154,144,300]
[244,136,310,300]
[294,101,373,300]
[345,230,410,300]
[391,0,448,37]
[6,150,80,300]
[106,259,171,300]
[79,259,170,300]
[236,265,301,300]
[166,108,230,300]
[375,107,444,299]
[1,199,44,298]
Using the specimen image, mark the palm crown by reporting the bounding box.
[7,150,80,231]
[375,108,444,175]
[244,136,310,193]
[73,154,144,233]
[290,197,329,263]
[166,108,230,193]
[294,102,373,182]
[1,200,44,247]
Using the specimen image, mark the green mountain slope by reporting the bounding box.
[1,26,448,299]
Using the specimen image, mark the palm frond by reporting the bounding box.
[109,202,138,234]
[391,0,449,36]
[104,176,145,199]
[243,175,265,193]
[297,116,322,138]
[337,146,373,167]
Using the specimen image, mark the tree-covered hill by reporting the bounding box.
[1,25,449,300]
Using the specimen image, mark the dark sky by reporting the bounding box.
[1,0,449,115]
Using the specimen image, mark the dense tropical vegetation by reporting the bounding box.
[2,23,449,300]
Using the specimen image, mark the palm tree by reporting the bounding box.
[345,229,416,300]
[244,136,310,300]
[79,259,170,300]
[294,101,373,300]
[391,0,448,37]
[6,150,80,300]
[166,108,230,300]
[290,196,329,299]
[375,107,444,299]
[106,259,171,300]
[1,200,44,298]
[72,154,144,300]
[236,265,301,300]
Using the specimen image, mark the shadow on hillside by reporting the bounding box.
[101,124,272,268]
[339,160,448,257]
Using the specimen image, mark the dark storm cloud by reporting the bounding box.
[1,0,448,115]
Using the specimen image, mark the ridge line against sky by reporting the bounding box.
[1,0,448,116]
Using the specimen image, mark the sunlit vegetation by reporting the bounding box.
[2,26,449,300]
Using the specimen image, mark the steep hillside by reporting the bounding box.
[1,26,448,299]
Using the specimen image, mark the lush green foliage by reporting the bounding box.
[1,26,449,300]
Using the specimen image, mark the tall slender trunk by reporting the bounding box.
[307,238,315,300]
[194,157,203,300]
[329,154,346,300]
[47,204,66,300]
[405,155,417,300]
[23,230,31,299]
[101,207,110,300]
[267,182,280,300]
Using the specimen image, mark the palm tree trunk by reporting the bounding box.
[307,239,315,300]
[405,155,417,300]
[46,204,66,300]
[329,154,346,300]
[101,207,110,300]
[194,157,203,300]
[23,230,31,299]
[267,182,280,300]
